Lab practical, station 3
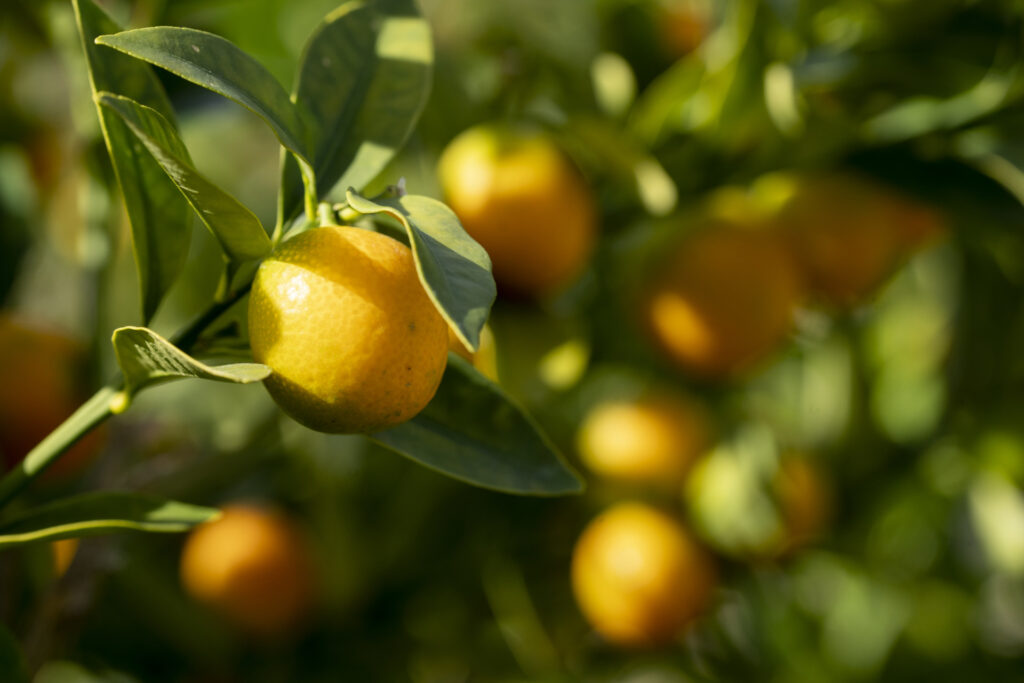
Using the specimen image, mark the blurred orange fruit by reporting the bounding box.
[768,173,946,307]
[447,323,498,382]
[642,223,802,378]
[438,125,597,297]
[659,0,711,58]
[51,538,79,578]
[180,504,314,637]
[571,502,716,647]
[775,456,832,554]
[0,316,103,478]
[577,392,711,487]
[248,225,448,434]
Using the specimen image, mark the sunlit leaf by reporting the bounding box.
[112,326,270,399]
[281,0,433,217]
[95,27,316,191]
[97,93,271,262]
[346,190,494,351]
[73,0,191,322]
[0,492,220,547]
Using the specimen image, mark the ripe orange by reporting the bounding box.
[571,502,716,647]
[642,222,802,378]
[248,226,449,434]
[180,504,313,637]
[769,173,946,307]
[659,0,711,58]
[576,392,711,487]
[0,316,103,478]
[52,538,79,578]
[438,125,597,297]
[774,456,832,554]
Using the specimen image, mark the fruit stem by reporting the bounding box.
[317,202,336,227]
[0,284,254,510]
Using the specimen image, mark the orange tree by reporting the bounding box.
[0,0,584,677]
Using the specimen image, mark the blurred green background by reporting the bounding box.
[3,0,1024,680]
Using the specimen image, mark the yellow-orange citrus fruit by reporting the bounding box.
[447,324,499,382]
[643,225,802,378]
[577,393,711,487]
[775,456,831,553]
[248,226,448,434]
[571,502,716,647]
[180,504,313,636]
[0,316,104,478]
[51,538,79,578]
[438,125,597,297]
[659,0,711,58]
[771,173,945,307]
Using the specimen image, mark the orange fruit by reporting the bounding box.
[571,502,716,647]
[659,0,711,58]
[577,392,711,487]
[775,456,832,553]
[180,504,313,636]
[438,125,597,297]
[642,223,802,378]
[770,173,946,307]
[51,538,79,578]
[248,226,448,434]
[0,316,103,478]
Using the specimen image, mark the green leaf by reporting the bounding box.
[0,492,219,548]
[73,0,191,323]
[281,0,433,216]
[95,27,316,193]
[111,326,270,399]
[0,625,28,683]
[346,190,494,351]
[371,355,583,495]
[97,92,271,262]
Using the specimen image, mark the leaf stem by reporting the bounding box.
[0,386,122,509]
[0,285,254,510]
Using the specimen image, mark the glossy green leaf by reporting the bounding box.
[281,0,433,217]
[95,27,316,192]
[112,326,270,399]
[98,92,271,262]
[0,625,27,683]
[73,0,191,323]
[371,355,583,496]
[0,492,220,548]
[346,190,494,351]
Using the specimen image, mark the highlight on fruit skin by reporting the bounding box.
[0,315,105,478]
[180,504,314,637]
[641,216,803,379]
[571,502,717,648]
[248,225,449,434]
[438,124,597,298]
[761,171,947,308]
[576,391,712,488]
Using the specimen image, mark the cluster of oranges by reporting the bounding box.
[643,173,945,380]
[436,122,944,648]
